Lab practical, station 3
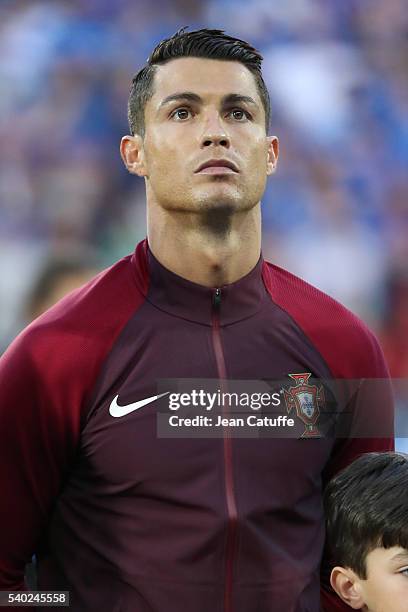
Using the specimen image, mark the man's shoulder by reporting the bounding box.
[25,254,135,330]
[1,253,145,380]
[262,260,387,378]
[263,260,366,329]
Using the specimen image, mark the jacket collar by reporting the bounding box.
[131,239,266,326]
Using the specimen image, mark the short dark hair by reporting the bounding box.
[324,452,408,579]
[26,255,98,320]
[128,27,270,137]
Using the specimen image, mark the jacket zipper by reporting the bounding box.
[211,288,238,612]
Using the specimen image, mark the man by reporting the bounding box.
[0,28,393,611]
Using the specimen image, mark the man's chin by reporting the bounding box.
[157,189,256,213]
[192,190,255,213]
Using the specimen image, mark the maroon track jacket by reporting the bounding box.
[0,239,393,611]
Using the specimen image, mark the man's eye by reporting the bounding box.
[399,568,408,577]
[171,108,192,121]
[229,109,250,121]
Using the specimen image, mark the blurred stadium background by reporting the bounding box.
[0,1,407,442]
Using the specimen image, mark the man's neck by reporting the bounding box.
[147,202,262,287]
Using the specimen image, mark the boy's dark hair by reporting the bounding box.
[128,27,270,137]
[324,452,408,579]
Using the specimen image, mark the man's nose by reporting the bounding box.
[200,113,230,149]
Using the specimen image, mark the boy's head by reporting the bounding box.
[324,452,408,611]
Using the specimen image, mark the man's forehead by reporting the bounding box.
[151,57,260,103]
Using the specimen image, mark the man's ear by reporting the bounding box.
[330,566,366,610]
[266,135,279,176]
[120,135,148,177]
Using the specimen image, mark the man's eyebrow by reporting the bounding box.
[159,92,202,109]
[158,92,259,110]
[222,93,258,108]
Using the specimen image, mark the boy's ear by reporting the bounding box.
[120,135,148,177]
[330,566,365,610]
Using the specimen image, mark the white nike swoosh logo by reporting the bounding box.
[109,392,170,418]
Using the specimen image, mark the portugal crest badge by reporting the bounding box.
[284,373,324,438]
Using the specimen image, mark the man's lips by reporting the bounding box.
[197,166,237,174]
[195,159,239,174]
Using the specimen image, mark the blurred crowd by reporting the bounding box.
[0,0,407,391]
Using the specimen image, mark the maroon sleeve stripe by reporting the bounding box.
[262,260,394,612]
[0,254,147,589]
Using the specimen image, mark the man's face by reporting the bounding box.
[360,547,408,612]
[133,57,277,213]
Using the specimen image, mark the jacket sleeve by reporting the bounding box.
[262,263,395,611]
[0,328,82,591]
[0,256,141,605]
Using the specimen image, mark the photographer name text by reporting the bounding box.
[168,414,294,428]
